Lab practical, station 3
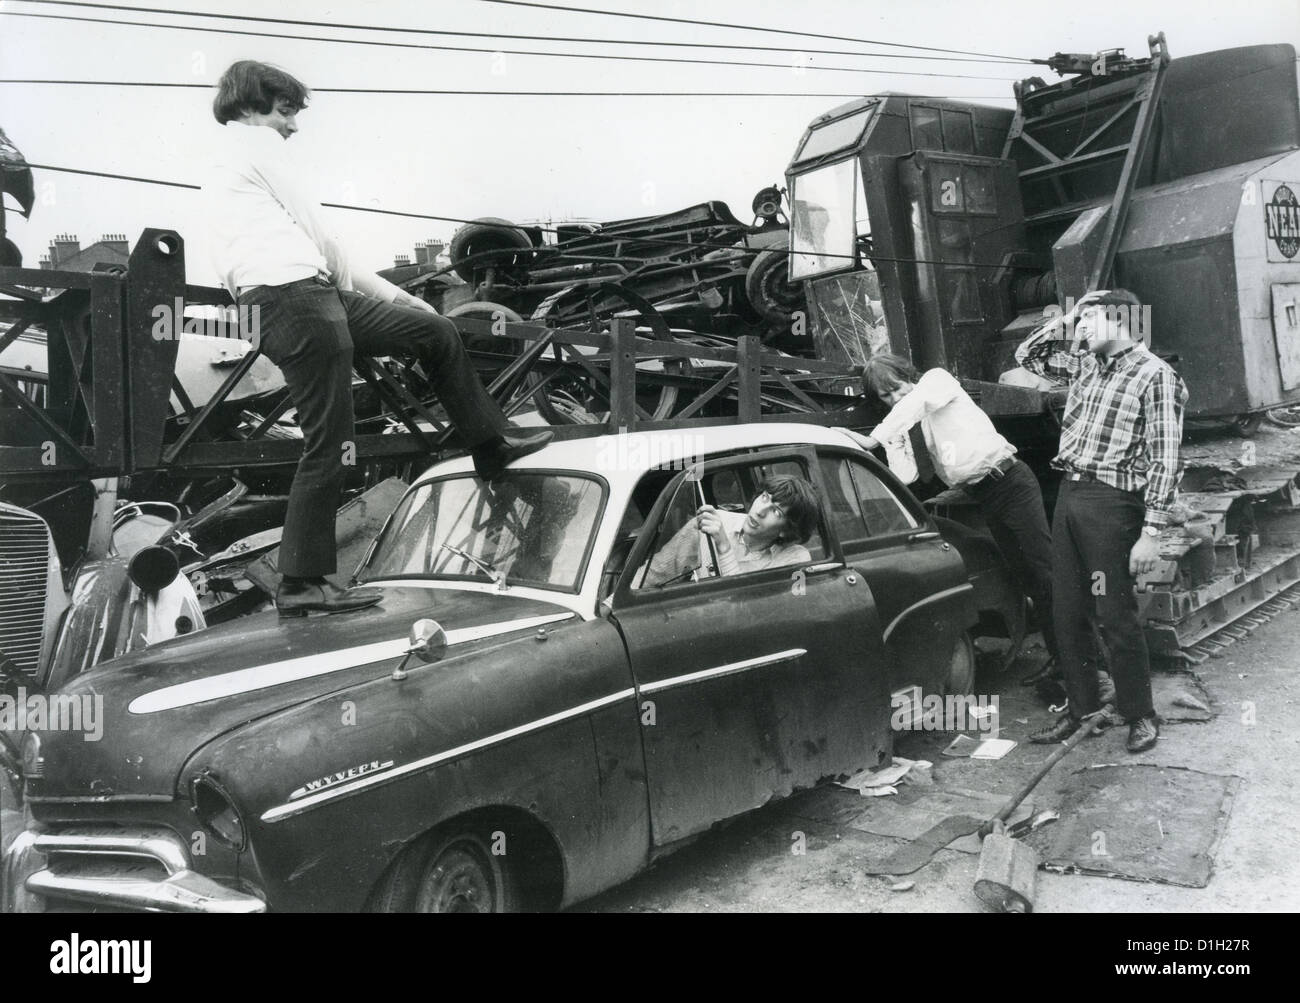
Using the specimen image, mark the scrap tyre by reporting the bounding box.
[369,826,520,913]
[745,240,803,328]
[943,630,977,697]
[449,217,534,284]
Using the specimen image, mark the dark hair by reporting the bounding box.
[213,61,310,125]
[759,474,821,545]
[1079,288,1142,331]
[861,352,921,399]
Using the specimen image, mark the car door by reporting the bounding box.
[608,447,891,848]
[815,446,975,696]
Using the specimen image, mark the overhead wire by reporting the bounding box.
[17,161,1040,273]
[480,0,1032,62]
[6,0,1032,63]
[0,10,1025,80]
[0,80,1012,97]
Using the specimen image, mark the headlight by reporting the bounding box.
[21,732,43,780]
[190,773,247,851]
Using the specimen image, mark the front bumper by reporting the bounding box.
[2,824,265,913]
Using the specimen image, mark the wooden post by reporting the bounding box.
[737,335,761,423]
[609,317,637,432]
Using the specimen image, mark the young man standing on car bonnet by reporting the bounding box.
[202,60,551,617]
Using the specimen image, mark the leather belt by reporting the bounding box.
[965,455,1017,491]
[238,273,331,297]
[1066,471,1093,482]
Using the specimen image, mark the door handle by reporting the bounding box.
[908,531,941,543]
[803,562,845,574]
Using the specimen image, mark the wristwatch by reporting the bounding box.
[1142,525,1161,537]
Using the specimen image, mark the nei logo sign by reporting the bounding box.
[1265,182,1300,260]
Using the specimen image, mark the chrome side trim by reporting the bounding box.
[881,584,974,643]
[129,612,574,714]
[261,686,638,823]
[637,648,808,695]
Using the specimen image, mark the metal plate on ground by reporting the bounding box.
[1040,764,1240,887]
[789,786,1034,855]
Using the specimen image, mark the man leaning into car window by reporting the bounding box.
[638,475,820,588]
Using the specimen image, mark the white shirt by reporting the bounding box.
[638,509,811,587]
[858,368,1015,487]
[201,122,402,302]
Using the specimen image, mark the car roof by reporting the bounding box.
[413,422,861,486]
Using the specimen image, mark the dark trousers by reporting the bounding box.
[1051,478,1155,722]
[241,280,507,578]
[968,459,1058,658]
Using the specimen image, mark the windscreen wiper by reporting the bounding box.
[438,542,507,590]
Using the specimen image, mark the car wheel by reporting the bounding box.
[943,630,977,697]
[368,826,519,913]
[744,240,804,329]
[448,217,534,284]
[413,830,518,913]
[445,300,524,354]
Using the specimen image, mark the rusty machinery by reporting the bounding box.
[782,36,1300,652]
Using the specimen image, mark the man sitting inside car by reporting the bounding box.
[638,474,821,588]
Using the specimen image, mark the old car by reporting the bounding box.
[1,423,1019,913]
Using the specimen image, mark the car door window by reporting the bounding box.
[820,455,918,539]
[631,457,827,591]
[850,459,918,535]
[819,454,871,547]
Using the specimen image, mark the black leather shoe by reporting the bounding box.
[1126,713,1159,753]
[1029,713,1079,744]
[277,578,383,617]
[472,430,554,481]
[1020,656,1057,686]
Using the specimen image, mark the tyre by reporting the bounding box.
[1266,404,1300,428]
[744,240,804,327]
[445,300,524,354]
[369,826,519,913]
[942,630,978,697]
[448,217,534,284]
[1230,412,1264,438]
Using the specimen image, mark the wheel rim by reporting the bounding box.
[416,842,498,913]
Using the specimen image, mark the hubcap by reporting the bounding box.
[419,846,495,913]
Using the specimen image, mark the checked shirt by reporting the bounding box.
[1015,332,1188,526]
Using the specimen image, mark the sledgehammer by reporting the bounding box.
[972,713,1107,912]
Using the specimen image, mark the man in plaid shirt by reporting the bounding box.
[1016,289,1188,752]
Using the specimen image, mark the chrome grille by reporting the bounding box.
[0,508,52,677]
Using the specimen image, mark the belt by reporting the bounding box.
[238,274,332,297]
[1066,470,1094,482]
[965,455,1017,491]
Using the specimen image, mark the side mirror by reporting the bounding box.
[408,619,447,663]
[392,618,446,681]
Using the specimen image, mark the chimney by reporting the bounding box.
[100,233,129,256]
[394,253,411,268]
[414,241,433,266]
[50,233,80,266]
[39,254,52,270]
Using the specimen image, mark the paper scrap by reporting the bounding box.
[970,738,1017,760]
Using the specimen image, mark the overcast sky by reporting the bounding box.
[1,0,1297,285]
